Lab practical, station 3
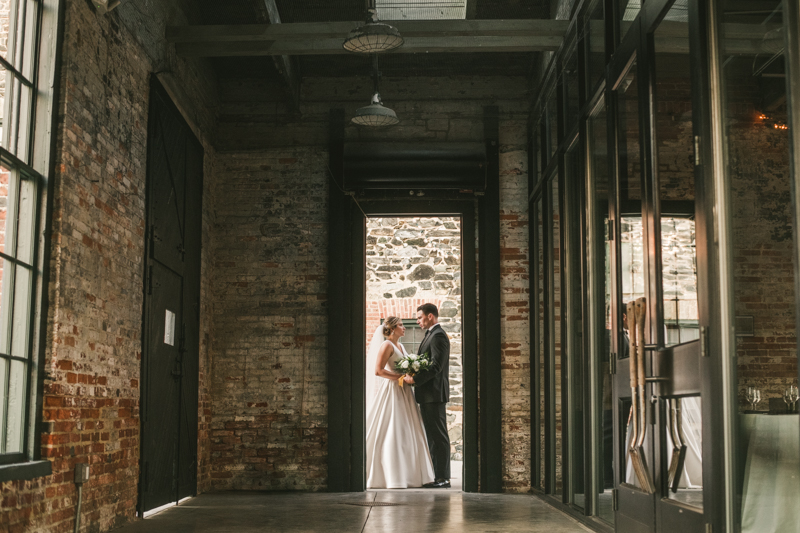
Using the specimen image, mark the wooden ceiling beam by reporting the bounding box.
[262,0,301,113]
[168,19,776,58]
[174,35,566,57]
[166,19,570,44]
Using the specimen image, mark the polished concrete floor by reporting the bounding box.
[115,490,592,533]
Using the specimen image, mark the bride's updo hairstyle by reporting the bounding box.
[382,316,401,337]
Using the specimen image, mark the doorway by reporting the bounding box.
[139,79,203,515]
[365,216,464,490]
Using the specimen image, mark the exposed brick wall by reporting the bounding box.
[0,0,217,531]
[499,124,531,492]
[208,150,328,491]
[726,97,797,405]
[211,76,531,492]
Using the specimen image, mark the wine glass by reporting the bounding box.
[746,387,756,411]
[753,389,762,411]
[785,385,799,413]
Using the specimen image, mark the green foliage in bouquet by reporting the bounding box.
[395,350,431,375]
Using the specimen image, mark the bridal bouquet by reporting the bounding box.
[395,351,431,387]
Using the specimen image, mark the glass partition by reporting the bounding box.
[616,59,643,487]
[564,146,585,509]
[653,4,699,348]
[550,176,563,497]
[563,40,580,133]
[716,1,799,531]
[588,97,614,523]
[585,0,606,95]
[537,196,546,491]
[617,0,641,42]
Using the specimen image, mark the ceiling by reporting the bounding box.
[196,0,550,81]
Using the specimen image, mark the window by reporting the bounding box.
[401,319,424,355]
[380,318,425,354]
[0,0,60,475]
[1,0,41,162]
[0,155,38,463]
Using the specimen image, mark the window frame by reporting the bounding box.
[0,0,63,481]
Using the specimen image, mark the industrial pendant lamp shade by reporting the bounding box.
[343,7,404,53]
[351,92,399,127]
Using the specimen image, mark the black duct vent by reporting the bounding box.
[343,142,486,190]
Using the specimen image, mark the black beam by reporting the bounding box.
[326,109,351,492]
[479,105,503,492]
[349,205,366,491]
[461,209,479,493]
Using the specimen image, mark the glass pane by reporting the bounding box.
[617,0,641,41]
[717,1,799,530]
[537,196,545,491]
[565,147,585,509]
[1,68,14,153]
[616,60,643,486]
[5,358,26,453]
[14,174,34,264]
[547,90,558,159]
[10,264,30,357]
[0,359,6,452]
[551,178,563,496]
[586,0,605,93]
[13,81,31,160]
[0,257,12,354]
[563,42,580,132]
[590,100,615,523]
[0,167,8,256]
[653,2,698,347]
[664,396,703,508]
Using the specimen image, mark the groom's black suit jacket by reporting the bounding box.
[412,324,450,404]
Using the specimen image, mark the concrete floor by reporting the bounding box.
[115,491,593,533]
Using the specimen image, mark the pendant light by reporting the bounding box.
[343,0,404,53]
[352,55,399,127]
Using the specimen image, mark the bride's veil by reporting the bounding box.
[365,324,386,405]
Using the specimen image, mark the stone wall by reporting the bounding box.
[0,0,218,531]
[365,216,463,460]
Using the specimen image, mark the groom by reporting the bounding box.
[403,303,451,488]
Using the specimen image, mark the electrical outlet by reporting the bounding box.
[75,463,90,484]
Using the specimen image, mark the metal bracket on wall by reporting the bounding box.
[612,488,619,510]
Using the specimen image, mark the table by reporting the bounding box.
[740,414,799,533]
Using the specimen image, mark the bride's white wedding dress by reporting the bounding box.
[365,340,435,489]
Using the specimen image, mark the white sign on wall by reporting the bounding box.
[164,309,176,346]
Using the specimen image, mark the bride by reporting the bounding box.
[365,316,435,488]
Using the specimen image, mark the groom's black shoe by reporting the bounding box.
[423,479,451,489]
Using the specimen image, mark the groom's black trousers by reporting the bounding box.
[419,402,451,480]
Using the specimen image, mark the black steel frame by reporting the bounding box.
[326,108,502,494]
[526,0,739,531]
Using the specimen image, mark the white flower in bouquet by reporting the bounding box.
[408,354,417,360]
[412,361,420,372]
[400,360,410,369]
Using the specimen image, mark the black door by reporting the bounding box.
[139,79,203,514]
[610,1,711,532]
